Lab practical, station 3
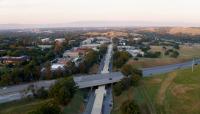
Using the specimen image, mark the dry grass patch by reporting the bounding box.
[171,84,194,97]
[156,72,177,105]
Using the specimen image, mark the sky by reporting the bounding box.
[0,0,200,26]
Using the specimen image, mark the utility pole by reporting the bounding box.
[192,58,194,72]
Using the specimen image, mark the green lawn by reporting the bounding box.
[112,65,200,114]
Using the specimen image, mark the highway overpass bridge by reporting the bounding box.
[73,72,124,89]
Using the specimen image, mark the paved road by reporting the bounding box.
[83,90,96,114]
[142,59,200,76]
[0,80,56,103]
[1,58,199,104]
[74,72,123,89]
[102,86,113,114]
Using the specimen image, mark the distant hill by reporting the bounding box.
[136,27,200,36]
[168,27,200,35]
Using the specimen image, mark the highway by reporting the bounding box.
[91,44,113,114]
[142,59,200,76]
[1,59,199,104]
[74,72,123,89]
[0,80,56,103]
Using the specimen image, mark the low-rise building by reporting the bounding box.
[117,46,135,50]
[63,51,80,59]
[41,38,50,43]
[0,56,30,64]
[51,63,65,71]
[127,49,144,57]
[55,38,65,43]
[81,38,94,45]
[81,44,101,50]
[38,45,53,50]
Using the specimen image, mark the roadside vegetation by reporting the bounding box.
[113,51,132,69]
[112,64,142,114]
[0,76,84,114]
[112,64,200,114]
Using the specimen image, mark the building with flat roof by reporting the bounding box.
[55,38,65,43]
[0,56,30,64]
[51,63,65,71]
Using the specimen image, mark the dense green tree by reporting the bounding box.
[49,77,76,105]
[45,62,52,80]
[34,87,49,99]
[113,51,132,68]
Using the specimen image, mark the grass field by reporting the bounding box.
[112,65,200,114]
[0,90,85,114]
[0,99,50,114]
[128,45,200,68]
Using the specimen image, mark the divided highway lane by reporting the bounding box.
[1,59,199,104]
[0,80,56,103]
[143,59,200,76]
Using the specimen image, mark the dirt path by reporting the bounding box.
[157,72,177,105]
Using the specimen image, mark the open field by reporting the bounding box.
[0,91,84,114]
[112,65,200,114]
[143,65,200,114]
[128,45,200,68]
[0,99,50,114]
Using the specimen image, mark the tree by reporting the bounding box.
[121,64,142,77]
[113,81,124,96]
[49,77,76,105]
[113,51,132,68]
[99,44,108,58]
[113,78,132,96]
[173,44,180,50]
[120,99,140,114]
[170,50,179,58]
[131,74,141,86]
[121,64,133,76]
[0,73,11,86]
[45,62,52,80]
[65,61,77,75]
[34,87,49,99]
[29,101,61,114]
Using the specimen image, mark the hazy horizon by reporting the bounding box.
[1,0,200,26]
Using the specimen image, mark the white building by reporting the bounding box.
[38,45,53,50]
[81,44,101,50]
[41,38,50,43]
[127,49,144,57]
[55,38,65,43]
[117,46,135,50]
[51,63,65,71]
[81,38,94,45]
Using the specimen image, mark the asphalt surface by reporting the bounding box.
[74,72,123,89]
[83,90,96,114]
[0,80,56,103]
[142,59,200,76]
[1,59,199,104]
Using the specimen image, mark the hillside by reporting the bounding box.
[168,27,200,35]
[137,27,200,36]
